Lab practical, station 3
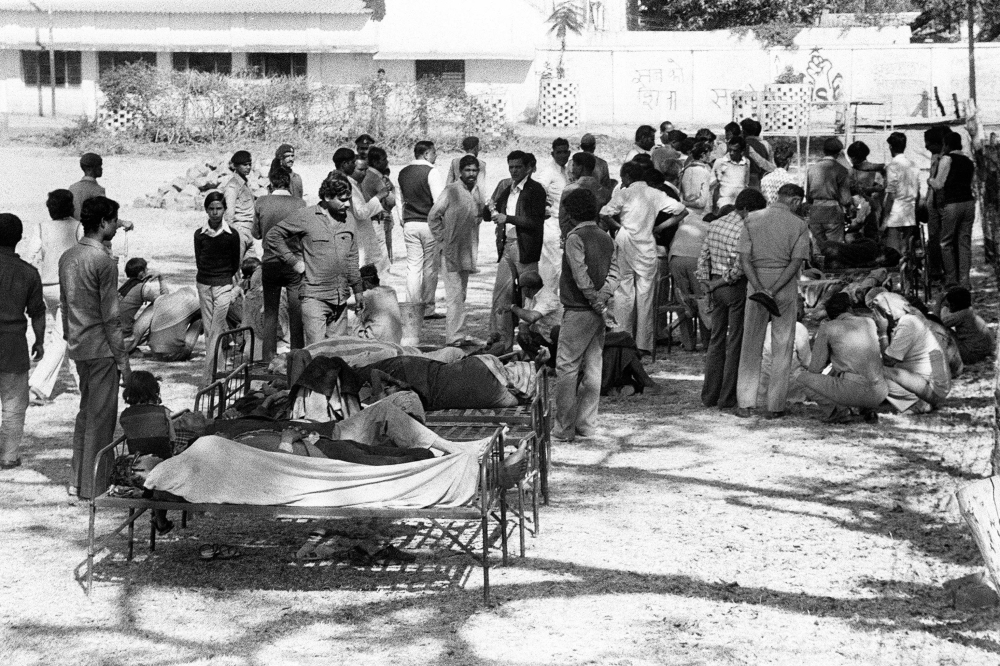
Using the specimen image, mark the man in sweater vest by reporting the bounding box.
[398,141,446,318]
[253,168,307,361]
[554,189,620,442]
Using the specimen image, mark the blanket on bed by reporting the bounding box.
[267,337,466,374]
[143,436,480,508]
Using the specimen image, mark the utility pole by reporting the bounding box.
[28,1,55,116]
[47,4,56,116]
[968,0,977,104]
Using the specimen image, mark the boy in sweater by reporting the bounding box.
[554,189,620,442]
[194,192,241,385]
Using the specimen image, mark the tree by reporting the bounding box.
[362,0,385,22]
[547,1,584,79]
[635,0,1000,42]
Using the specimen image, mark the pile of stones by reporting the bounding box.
[134,155,271,211]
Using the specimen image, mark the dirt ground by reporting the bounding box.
[2,144,1000,665]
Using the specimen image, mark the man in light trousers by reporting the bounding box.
[554,189,620,442]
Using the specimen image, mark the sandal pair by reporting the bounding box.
[199,543,241,561]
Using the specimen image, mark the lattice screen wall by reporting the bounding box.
[538,80,579,128]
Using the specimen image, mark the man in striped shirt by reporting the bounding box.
[696,189,768,409]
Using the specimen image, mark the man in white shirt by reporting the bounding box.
[625,125,656,162]
[534,138,571,220]
[397,141,447,318]
[881,131,920,256]
[600,161,687,355]
[710,136,750,211]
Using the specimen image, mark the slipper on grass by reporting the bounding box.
[199,543,241,561]
[372,544,417,564]
[295,528,328,559]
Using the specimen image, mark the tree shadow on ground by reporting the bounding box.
[53,543,1000,665]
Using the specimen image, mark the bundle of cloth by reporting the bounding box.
[798,268,894,322]
[355,354,540,411]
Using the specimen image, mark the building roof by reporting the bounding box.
[0,0,370,13]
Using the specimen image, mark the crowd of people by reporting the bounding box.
[0,118,991,499]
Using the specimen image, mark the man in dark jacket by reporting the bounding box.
[486,150,547,353]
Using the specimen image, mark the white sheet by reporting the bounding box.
[144,436,480,508]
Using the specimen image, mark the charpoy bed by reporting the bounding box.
[81,367,537,605]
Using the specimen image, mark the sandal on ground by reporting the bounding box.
[0,459,21,470]
[345,545,373,566]
[295,528,328,559]
[199,543,241,561]
[372,544,417,564]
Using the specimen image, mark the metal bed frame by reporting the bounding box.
[80,365,531,605]
[425,365,553,505]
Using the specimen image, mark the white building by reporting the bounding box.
[0,0,995,126]
[0,0,547,119]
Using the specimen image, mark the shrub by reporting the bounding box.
[72,66,515,156]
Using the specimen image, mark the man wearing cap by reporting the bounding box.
[223,150,257,261]
[271,144,303,200]
[554,189,619,442]
[805,138,852,244]
[735,183,810,419]
[353,135,386,201]
[428,155,485,346]
[266,173,364,345]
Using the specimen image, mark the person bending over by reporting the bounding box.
[868,290,951,414]
[793,292,888,423]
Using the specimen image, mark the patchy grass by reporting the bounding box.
[1,144,999,665]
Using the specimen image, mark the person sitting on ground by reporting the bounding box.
[868,290,951,414]
[904,294,964,379]
[939,287,995,365]
[353,264,403,344]
[792,292,888,423]
[134,286,204,362]
[118,371,177,534]
[120,258,169,351]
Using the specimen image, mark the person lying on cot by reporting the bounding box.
[207,392,494,464]
[355,351,549,411]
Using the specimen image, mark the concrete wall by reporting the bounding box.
[534,39,999,127]
[0,48,97,116]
